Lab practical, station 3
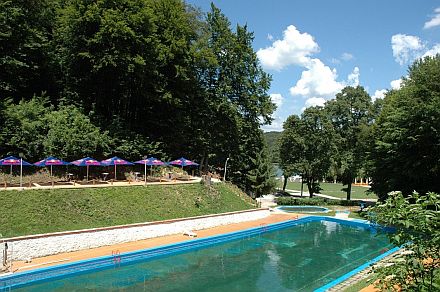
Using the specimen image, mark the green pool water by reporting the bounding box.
[14,221,393,291]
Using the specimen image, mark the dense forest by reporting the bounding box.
[0,0,275,196]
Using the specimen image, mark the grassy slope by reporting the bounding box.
[0,183,254,238]
[279,181,378,200]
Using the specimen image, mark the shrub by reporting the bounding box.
[275,196,361,206]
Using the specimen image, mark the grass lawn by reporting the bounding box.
[279,181,378,200]
[0,183,254,238]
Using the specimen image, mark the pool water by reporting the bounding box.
[10,220,393,292]
[277,205,330,213]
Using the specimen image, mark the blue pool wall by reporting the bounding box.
[0,216,397,291]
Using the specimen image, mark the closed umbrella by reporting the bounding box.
[71,157,102,182]
[134,157,165,184]
[101,156,134,181]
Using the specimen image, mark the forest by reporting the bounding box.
[0,0,275,196]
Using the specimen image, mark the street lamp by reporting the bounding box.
[223,157,230,181]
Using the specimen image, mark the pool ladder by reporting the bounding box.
[112,250,121,267]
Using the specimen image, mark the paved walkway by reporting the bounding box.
[0,176,205,191]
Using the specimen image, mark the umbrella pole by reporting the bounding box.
[50,165,53,177]
[10,165,12,176]
[114,164,117,181]
[20,158,23,188]
[144,163,147,185]
[86,165,89,182]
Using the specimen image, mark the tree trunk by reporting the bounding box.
[300,178,304,197]
[282,175,288,191]
[307,179,314,197]
[347,177,352,201]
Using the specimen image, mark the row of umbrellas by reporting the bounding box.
[0,156,199,185]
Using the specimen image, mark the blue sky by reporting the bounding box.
[188,0,440,131]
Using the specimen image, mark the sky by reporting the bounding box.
[187,0,440,131]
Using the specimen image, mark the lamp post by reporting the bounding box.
[223,157,230,181]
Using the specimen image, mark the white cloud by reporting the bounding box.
[270,93,283,108]
[302,97,326,112]
[424,7,440,29]
[391,34,425,65]
[267,34,274,41]
[421,43,440,58]
[257,25,319,70]
[390,79,402,90]
[347,67,360,87]
[372,89,387,102]
[289,58,344,98]
[305,97,326,107]
[341,52,354,61]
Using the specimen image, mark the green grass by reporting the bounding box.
[279,181,378,200]
[0,183,254,238]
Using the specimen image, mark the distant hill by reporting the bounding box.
[264,131,282,163]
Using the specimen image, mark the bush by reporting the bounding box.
[369,192,440,291]
[276,196,361,206]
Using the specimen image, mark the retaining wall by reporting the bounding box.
[0,208,269,266]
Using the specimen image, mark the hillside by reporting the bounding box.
[0,184,255,238]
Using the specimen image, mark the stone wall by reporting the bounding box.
[0,208,269,266]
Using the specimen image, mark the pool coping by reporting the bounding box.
[0,216,396,291]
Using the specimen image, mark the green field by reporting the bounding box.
[278,181,378,200]
[0,183,254,238]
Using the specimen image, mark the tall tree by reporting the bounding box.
[247,145,276,198]
[194,4,275,193]
[279,107,335,197]
[369,55,440,200]
[326,86,373,200]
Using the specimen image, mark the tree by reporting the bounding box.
[369,192,440,291]
[43,105,111,160]
[247,145,276,198]
[326,86,373,200]
[279,107,335,197]
[369,55,440,200]
[0,97,114,161]
[1,96,51,160]
[193,4,275,194]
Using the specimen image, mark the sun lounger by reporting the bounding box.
[183,230,197,237]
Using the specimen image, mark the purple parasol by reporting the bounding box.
[101,156,134,180]
[134,157,165,184]
[0,156,32,187]
[34,156,71,177]
[71,157,102,181]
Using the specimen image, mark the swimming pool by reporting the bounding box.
[277,205,330,213]
[0,217,395,291]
